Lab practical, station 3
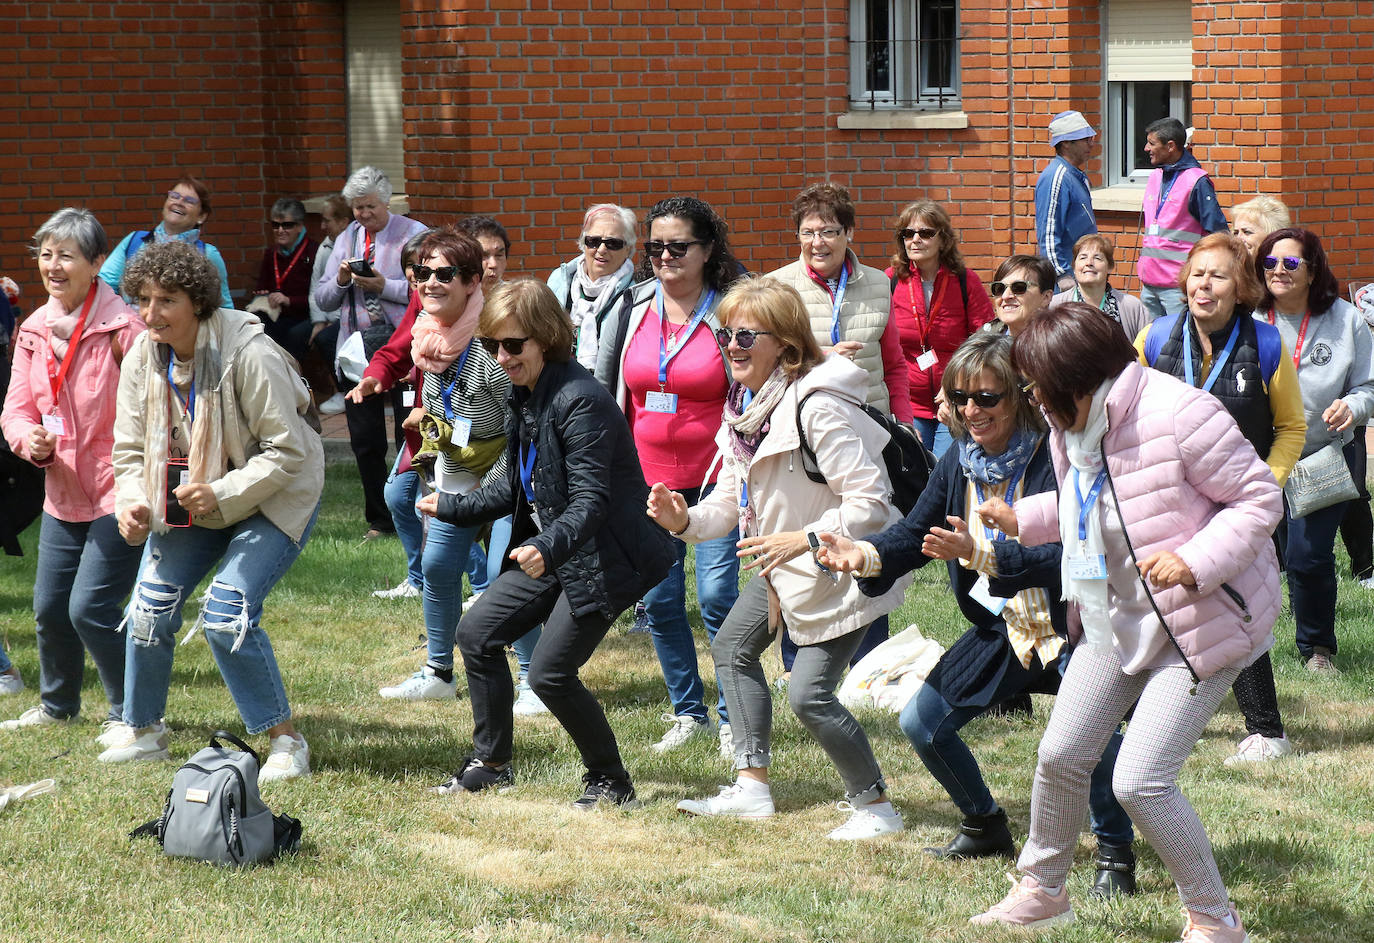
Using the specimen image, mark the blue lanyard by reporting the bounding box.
[738,388,753,510]
[1182,315,1240,394]
[519,439,537,504]
[439,341,474,422]
[1157,167,1182,212]
[1073,467,1107,541]
[655,282,716,387]
[167,359,195,424]
[828,265,850,345]
[973,461,1028,542]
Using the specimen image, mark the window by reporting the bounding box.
[849,0,960,110]
[1103,0,1193,185]
[346,0,405,197]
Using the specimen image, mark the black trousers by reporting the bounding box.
[458,568,626,780]
[1339,427,1372,579]
[341,373,406,531]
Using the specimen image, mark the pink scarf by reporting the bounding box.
[411,285,484,373]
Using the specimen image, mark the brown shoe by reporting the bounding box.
[1305,650,1338,674]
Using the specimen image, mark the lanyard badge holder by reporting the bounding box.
[647,283,716,415]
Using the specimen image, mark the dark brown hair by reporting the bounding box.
[1254,227,1340,315]
[1011,301,1135,428]
[791,182,856,233]
[415,226,483,283]
[173,174,212,218]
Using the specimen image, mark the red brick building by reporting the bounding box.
[5,1,1372,308]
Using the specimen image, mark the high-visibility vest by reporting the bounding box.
[1138,167,1208,287]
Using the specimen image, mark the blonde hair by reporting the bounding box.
[717,278,823,381]
[1232,195,1292,238]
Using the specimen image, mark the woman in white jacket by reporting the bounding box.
[647,278,911,840]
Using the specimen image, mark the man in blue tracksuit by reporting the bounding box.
[1035,110,1097,292]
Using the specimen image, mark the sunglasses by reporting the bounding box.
[1261,255,1305,272]
[1020,380,1040,404]
[166,190,200,207]
[991,280,1031,296]
[478,336,531,356]
[948,389,1008,409]
[714,327,774,350]
[899,227,938,241]
[411,264,459,283]
[583,235,627,251]
[269,220,300,230]
[645,240,708,258]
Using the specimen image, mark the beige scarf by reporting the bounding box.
[412,285,484,373]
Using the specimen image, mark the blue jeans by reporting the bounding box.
[422,517,481,670]
[383,461,424,590]
[33,513,142,720]
[484,515,540,677]
[1286,495,1348,657]
[466,541,489,594]
[122,508,318,735]
[913,417,953,459]
[642,486,739,723]
[1139,283,1185,321]
[0,641,11,674]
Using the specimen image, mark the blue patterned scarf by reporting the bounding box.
[958,426,1041,485]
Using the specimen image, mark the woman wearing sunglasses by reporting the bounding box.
[817,332,1135,895]
[648,278,911,840]
[418,279,674,809]
[99,175,232,310]
[986,255,1056,337]
[1137,233,1305,766]
[250,197,317,364]
[887,200,994,456]
[1255,227,1374,674]
[969,303,1281,940]
[547,204,638,370]
[1048,234,1151,342]
[596,196,745,756]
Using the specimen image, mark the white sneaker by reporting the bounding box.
[512,683,549,716]
[827,800,905,841]
[98,721,170,763]
[259,733,310,784]
[651,713,713,753]
[1359,576,1374,590]
[319,393,346,416]
[379,665,457,700]
[1224,732,1294,766]
[0,706,70,730]
[373,580,421,600]
[677,782,775,818]
[462,590,484,614]
[0,670,23,696]
[718,722,734,760]
[95,719,132,748]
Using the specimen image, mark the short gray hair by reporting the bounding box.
[342,166,392,204]
[580,203,637,252]
[269,197,306,223]
[33,207,109,262]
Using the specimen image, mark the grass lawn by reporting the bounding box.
[1,460,1372,942]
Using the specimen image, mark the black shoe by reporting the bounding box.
[571,771,638,811]
[923,808,1017,859]
[1090,841,1137,899]
[431,755,513,795]
[986,692,1034,719]
[627,602,650,635]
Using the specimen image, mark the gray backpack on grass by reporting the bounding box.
[131,730,302,866]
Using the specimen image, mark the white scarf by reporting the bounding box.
[1058,378,1114,651]
[570,259,632,370]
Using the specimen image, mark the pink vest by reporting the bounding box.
[1138,166,1208,287]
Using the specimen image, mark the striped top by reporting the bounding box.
[419,339,511,492]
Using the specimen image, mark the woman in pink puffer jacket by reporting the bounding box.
[969,303,1281,943]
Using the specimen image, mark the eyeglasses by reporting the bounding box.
[269,220,300,230]
[166,190,200,207]
[1261,255,1305,272]
[411,264,459,283]
[645,240,708,258]
[799,228,843,242]
[583,235,627,252]
[899,227,938,241]
[714,327,774,350]
[1020,380,1040,404]
[478,336,531,356]
[948,389,1008,409]
[991,280,1031,297]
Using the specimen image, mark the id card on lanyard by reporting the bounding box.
[1067,466,1108,580]
[42,287,99,435]
[906,272,940,370]
[649,282,715,414]
[827,265,850,346]
[969,467,1027,615]
[440,342,475,446]
[519,438,539,529]
[1183,315,1240,392]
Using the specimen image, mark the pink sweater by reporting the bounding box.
[1015,362,1283,679]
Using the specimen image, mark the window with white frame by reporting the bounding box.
[849,0,960,110]
[1103,0,1193,186]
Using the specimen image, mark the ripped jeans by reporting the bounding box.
[121,507,318,735]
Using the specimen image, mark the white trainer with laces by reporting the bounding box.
[652,713,712,753]
[1224,733,1293,766]
[677,782,775,819]
[258,733,310,784]
[318,393,346,416]
[0,670,23,696]
[379,665,457,700]
[0,706,70,730]
[373,580,420,600]
[96,719,132,748]
[97,721,170,763]
[827,800,905,841]
[512,682,548,716]
[462,590,484,614]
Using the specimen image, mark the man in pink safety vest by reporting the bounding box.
[1137,117,1229,320]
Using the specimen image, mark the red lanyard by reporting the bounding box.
[272,237,308,290]
[45,287,98,406]
[362,229,375,261]
[905,267,943,352]
[1267,308,1311,370]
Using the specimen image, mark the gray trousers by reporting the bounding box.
[710,577,886,803]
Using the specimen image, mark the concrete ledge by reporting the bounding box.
[1091,185,1146,214]
[837,110,970,131]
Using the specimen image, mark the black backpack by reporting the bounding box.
[795,391,932,516]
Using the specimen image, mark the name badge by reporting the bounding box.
[645,391,679,414]
[1147,224,1161,236]
[42,414,65,436]
[450,416,472,448]
[530,506,542,531]
[1067,555,1108,580]
[916,349,938,370]
[969,573,1008,615]
[401,389,416,408]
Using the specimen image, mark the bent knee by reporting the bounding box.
[125,579,183,647]
[200,580,253,650]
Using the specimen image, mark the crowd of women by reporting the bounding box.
[3,169,1371,943]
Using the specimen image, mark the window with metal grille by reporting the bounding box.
[849,0,960,110]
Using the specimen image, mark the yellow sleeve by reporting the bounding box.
[963,543,999,577]
[1133,325,1150,366]
[1266,341,1306,487]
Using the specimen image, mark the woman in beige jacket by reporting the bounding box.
[105,241,324,785]
[647,278,911,840]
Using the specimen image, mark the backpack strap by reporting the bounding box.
[125,231,153,261]
[209,729,261,768]
[1142,313,1177,367]
[1255,317,1282,381]
[795,390,828,485]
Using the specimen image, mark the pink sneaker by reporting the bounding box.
[1179,908,1249,943]
[970,873,1074,929]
